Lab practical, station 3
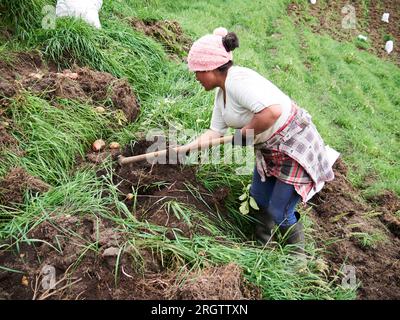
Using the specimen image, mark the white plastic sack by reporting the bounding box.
[357,35,368,41]
[56,0,103,29]
[385,40,393,54]
[381,13,390,23]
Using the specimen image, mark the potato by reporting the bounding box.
[126,193,134,200]
[109,142,120,149]
[21,275,29,286]
[92,139,106,152]
[95,106,106,114]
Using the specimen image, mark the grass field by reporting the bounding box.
[0,0,399,300]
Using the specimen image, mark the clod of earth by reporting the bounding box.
[0,167,50,207]
[102,247,120,257]
[366,190,400,237]
[130,19,193,59]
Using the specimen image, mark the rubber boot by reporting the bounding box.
[253,209,275,245]
[279,221,305,257]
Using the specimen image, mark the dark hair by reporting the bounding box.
[217,60,233,73]
[222,32,239,52]
[216,32,238,73]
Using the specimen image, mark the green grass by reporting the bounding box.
[350,231,387,248]
[0,94,111,182]
[100,170,357,299]
[1,0,398,300]
[33,17,168,99]
[0,0,52,41]
[0,169,112,242]
[146,0,400,197]
[1,165,356,299]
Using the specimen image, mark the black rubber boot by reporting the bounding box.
[279,221,305,256]
[253,209,275,245]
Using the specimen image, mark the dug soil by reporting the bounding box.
[0,122,24,156]
[0,223,259,300]
[310,159,400,299]
[288,0,400,65]
[0,140,260,300]
[1,140,399,299]
[0,52,139,122]
[130,19,192,60]
[96,140,232,239]
[0,52,140,189]
[0,167,50,207]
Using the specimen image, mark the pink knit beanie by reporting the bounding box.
[188,27,235,72]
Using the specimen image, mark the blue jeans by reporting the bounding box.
[250,167,301,227]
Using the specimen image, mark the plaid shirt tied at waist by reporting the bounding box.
[254,102,336,202]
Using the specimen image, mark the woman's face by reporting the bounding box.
[195,70,217,91]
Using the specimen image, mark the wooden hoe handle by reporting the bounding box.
[118,135,233,165]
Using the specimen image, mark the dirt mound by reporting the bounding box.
[367,190,400,214]
[116,264,259,300]
[0,167,50,206]
[0,213,258,300]
[312,159,366,218]
[310,159,400,299]
[0,52,44,80]
[287,0,400,65]
[131,19,192,59]
[0,52,45,99]
[0,213,124,300]
[366,190,400,237]
[22,68,139,122]
[0,53,139,122]
[173,263,260,300]
[0,126,16,148]
[0,213,132,300]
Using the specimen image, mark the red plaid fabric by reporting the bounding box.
[260,148,314,202]
[255,101,335,202]
[255,102,323,202]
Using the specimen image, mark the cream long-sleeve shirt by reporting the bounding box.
[210,66,292,144]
